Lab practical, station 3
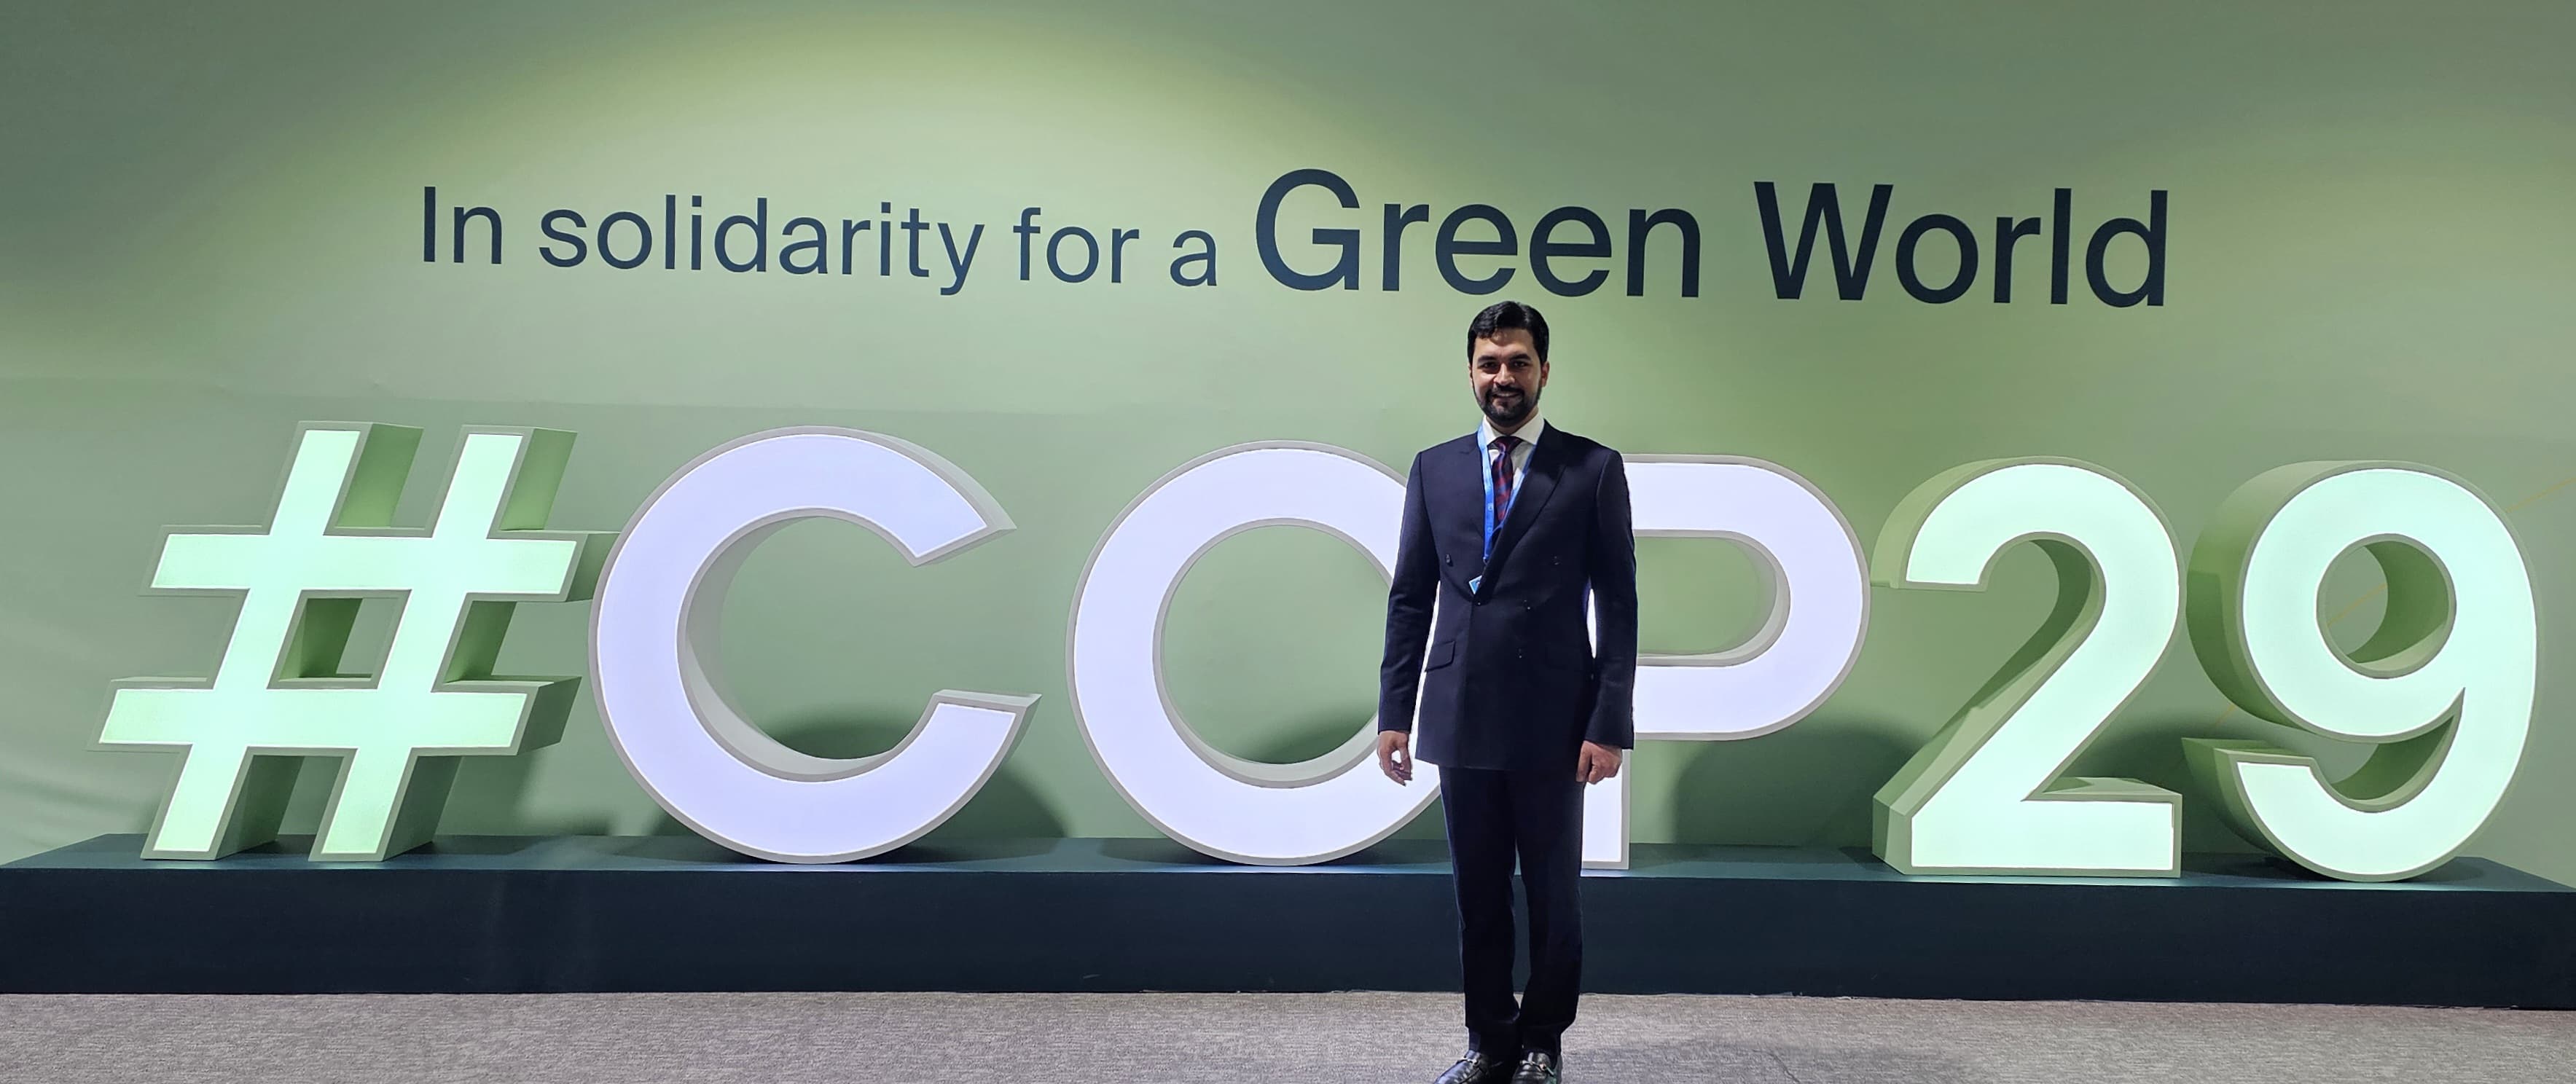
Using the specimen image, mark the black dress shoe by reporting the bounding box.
[1433,1051,1511,1084]
[1510,1050,1562,1084]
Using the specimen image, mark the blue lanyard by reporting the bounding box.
[1481,436,1521,562]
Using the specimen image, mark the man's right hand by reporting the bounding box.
[1376,730,1413,785]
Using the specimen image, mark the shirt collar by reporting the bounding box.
[1477,406,1547,452]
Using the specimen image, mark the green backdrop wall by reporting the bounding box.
[4,1,2571,880]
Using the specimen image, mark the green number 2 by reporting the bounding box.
[1871,460,2184,877]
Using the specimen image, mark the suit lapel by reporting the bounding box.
[1477,432,1565,594]
[1438,436,1485,596]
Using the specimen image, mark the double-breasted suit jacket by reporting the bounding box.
[1377,425,1637,771]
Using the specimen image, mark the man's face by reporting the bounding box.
[1471,329,1548,430]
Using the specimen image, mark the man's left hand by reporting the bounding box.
[1577,742,1624,785]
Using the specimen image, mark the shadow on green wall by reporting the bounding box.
[1659,710,2266,857]
[1663,716,1916,847]
[630,710,1072,845]
[2077,710,2266,856]
[1208,708,1366,766]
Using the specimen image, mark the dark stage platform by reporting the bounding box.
[4,835,2572,1008]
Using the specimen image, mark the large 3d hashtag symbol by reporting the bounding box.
[98,423,608,861]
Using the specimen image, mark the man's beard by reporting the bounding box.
[1481,385,1537,428]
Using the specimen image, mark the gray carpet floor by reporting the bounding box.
[2,992,2569,1083]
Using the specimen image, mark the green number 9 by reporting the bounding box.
[2184,463,2537,881]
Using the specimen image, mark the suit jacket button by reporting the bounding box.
[1443,554,1451,565]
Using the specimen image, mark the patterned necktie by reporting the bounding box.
[1489,433,1523,546]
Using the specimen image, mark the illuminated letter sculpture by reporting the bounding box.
[591,428,1036,863]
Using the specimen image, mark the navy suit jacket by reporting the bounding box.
[1377,425,1638,772]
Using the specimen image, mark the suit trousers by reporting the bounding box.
[1439,763,1584,1056]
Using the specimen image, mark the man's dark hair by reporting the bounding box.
[1467,300,1549,363]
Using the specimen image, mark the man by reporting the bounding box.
[1377,300,1637,1084]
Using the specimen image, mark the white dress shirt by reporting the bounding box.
[1470,407,1545,592]
[1477,405,1547,495]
